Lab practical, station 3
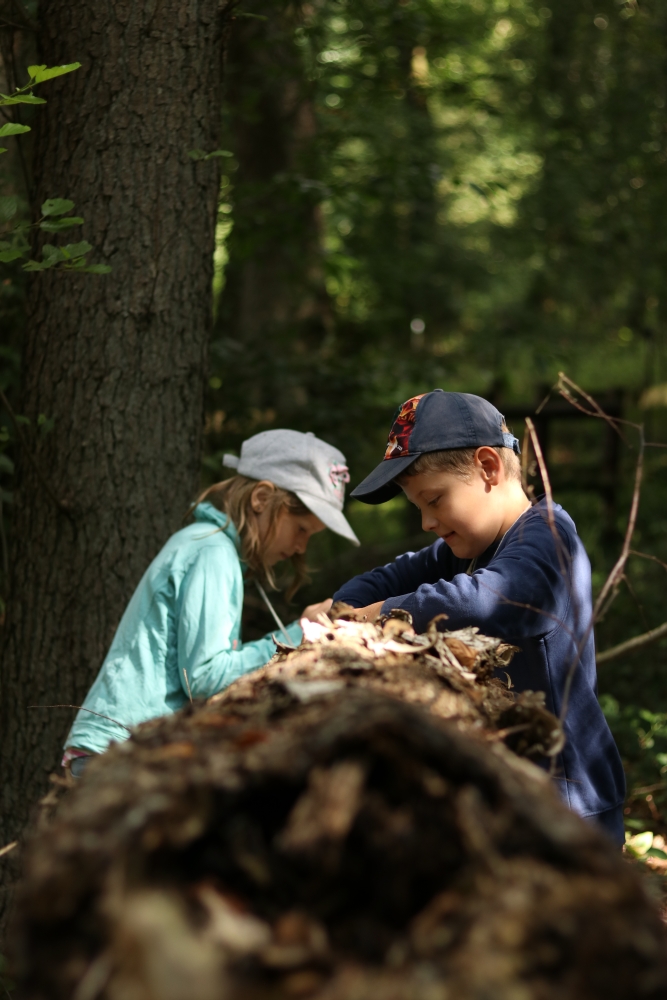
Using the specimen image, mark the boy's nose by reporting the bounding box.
[422,511,439,532]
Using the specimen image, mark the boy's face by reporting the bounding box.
[399,452,513,559]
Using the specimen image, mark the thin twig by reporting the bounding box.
[182,668,193,704]
[256,580,295,647]
[0,840,17,859]
[593,426,644,622]
[0,389,74,521]
[628,783,667,797]
[28,704,132,732]
[629,549,667,574]
[525,417,567,578]
[534,382,556,416]
[597,620,667,665]
[520,421,533,498]
[557,373,633,441]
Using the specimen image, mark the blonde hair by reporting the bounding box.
[190,475,311,599]
[398,441,522,484]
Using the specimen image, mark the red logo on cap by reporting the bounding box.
[384,394,425,459]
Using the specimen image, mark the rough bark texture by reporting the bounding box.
[211,0,331,423]
[10,617,667,1000]
[0,0,229,927]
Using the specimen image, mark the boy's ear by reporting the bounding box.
[475,447,503,485]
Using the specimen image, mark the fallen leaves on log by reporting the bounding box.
[11,613,667,1000]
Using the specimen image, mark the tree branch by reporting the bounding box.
[596,620,667,665]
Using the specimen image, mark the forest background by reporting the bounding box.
[1,0,667,871]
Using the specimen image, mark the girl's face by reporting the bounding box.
[260,507,326,567]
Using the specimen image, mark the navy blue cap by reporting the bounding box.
[351,389,521,505]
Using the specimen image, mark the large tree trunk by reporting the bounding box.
[0,0,229,927]
[10,615,667,1000]
[213,0,331,422]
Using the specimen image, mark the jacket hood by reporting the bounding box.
[193,502,240,548]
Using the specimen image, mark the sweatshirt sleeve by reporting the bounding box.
[381,512,575,638]
[176,544,302,699]
[332,538,462,608]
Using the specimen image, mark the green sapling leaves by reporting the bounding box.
[0,196,19,222]
[39,217,84,232]
[0,95,46,105]
[41,198,75,217]
[0,248,24,263]
[188,148,233,161]
[0,123,31,137]
[27,63,82,84]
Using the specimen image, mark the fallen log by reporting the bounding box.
[11,612,667,1000]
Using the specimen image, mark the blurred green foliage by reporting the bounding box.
[3,0,667,835]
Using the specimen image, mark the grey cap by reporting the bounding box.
[222,429,359,546]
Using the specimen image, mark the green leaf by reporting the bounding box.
[0,249,24,263]
[0,453,14,474]
[28,63,82,84]
[80,263,112,274]
[0,195,19,221]
[22,258,55,271]
[39,216,84,232]
[42,243,63,258]
[188,148,233,161]
[0,148,7,155]
[60,240,92,259]
[0,122,30,138]
[0,95,46,105]
[41,198,75,217]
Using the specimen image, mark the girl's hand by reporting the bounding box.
[301,598,333,622]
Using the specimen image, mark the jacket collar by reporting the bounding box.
[193,502,241,550]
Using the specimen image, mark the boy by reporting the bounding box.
[333,389,626,843]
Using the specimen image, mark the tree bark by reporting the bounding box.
[0,0,229,927]
[213,0,331,418]
[11,617,667,1000]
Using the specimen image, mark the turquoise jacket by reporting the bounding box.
[66,502,303,754]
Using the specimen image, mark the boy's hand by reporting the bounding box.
[301,598,333,623]
[344,601,384,623]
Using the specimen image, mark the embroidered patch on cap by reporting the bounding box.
[384,394,425,459]
[329,463,351,501]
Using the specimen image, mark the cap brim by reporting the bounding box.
[350,454,418,505]
[295,492,360,546]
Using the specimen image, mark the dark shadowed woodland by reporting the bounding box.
[3,0,667,994]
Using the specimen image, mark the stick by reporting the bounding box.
[596,620,667,665]
[0,840,17,859]
[255,580,295,648]
[28,704,132,732]
[182,668,193,704]
[593,427,644,622]
[524,417,567,578]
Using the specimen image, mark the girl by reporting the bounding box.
[63,429,358,772]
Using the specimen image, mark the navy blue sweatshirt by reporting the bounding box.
[333,501,626,843]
